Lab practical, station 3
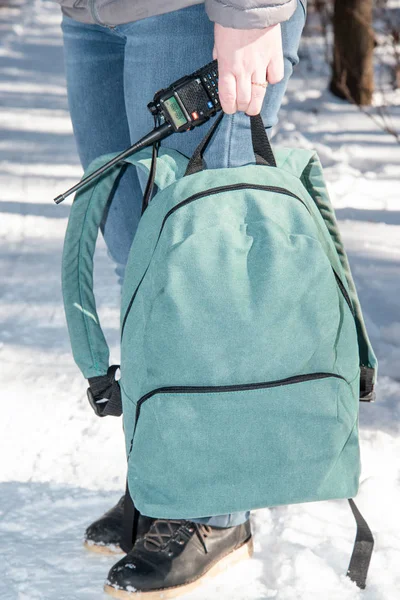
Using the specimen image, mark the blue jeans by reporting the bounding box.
[62,0,306,528]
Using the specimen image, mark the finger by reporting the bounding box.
[218,70,237,114]
[236,72,252,113]
[212,46,217,60]
[245,70,267,116]
[266,54,284,85]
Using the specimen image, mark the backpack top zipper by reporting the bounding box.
[121,183,308,339]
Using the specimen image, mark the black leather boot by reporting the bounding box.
[104,518,253,599]
[84,496,154,555]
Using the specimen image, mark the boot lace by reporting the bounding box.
[143,519,212,554]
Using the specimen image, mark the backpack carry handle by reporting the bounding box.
[184,113,276,176]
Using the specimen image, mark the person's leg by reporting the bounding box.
[61,16,143,285]
[62,16,155,555]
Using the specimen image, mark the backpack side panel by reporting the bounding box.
[300,154,378,379]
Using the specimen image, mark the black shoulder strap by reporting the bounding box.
[120,481,140,553]
[347,499,374,589]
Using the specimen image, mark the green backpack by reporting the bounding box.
[62,114,377,588]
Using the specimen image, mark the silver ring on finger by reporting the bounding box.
[251,81,268,88]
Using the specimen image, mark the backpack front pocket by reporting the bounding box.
[127,373,360,519]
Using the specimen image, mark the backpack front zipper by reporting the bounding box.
[127,372,346,458]
[120,183,353,339]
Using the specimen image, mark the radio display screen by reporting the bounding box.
[164,96,188,128]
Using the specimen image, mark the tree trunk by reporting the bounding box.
[330,0,375,106]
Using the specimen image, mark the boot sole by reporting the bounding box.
[104,536,253,600]
[83,541,124,556]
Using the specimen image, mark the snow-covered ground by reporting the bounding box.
[1,1,399,599]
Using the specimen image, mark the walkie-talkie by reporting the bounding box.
[148,60,220,132]
[54,60,220,204]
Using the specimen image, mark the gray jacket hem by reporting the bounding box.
[59,0,299,28]
[205,0,298,29]
[60,0,203,27]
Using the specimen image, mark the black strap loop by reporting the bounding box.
[141,114,161,215]
[347,499,374,589]
[359,366,376,402]
[87,364,122,417]
[250,113,277,167]
[184,113,276,177]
